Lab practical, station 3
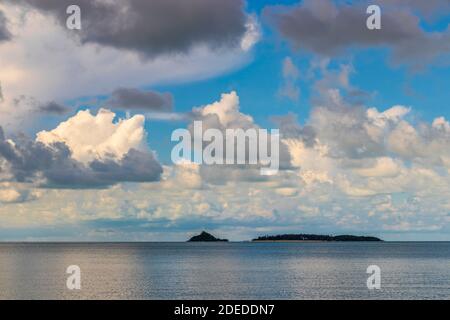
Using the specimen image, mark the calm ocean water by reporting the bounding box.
[0,242,449,300]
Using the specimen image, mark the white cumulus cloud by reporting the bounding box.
[36,109,146,164]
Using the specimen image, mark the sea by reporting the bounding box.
[0,242,449,300]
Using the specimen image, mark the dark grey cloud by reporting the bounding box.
[38,101,70,115]
[310,104,386,159]
[264,0,450,66]
[270,113,316,147]
[43,149,163,188]
[9,0,247,58]
[108,88,173,112]
[0,126,162,188]
[10,95,70,115]
[0,10,11,42]
[377,0,450,20]
[87,149,163,184]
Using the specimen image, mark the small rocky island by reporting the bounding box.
[188,231,229,242]
[252,234,382,242]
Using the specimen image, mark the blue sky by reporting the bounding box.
[0,0,450,241]
[143,0,450,162]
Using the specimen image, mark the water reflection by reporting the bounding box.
[0,242,449,299]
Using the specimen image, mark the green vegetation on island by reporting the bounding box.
[252,234,382,242]
[188,231,229,242]
[187,231,382,242]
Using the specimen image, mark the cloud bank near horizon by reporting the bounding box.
[1,85,449,240]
